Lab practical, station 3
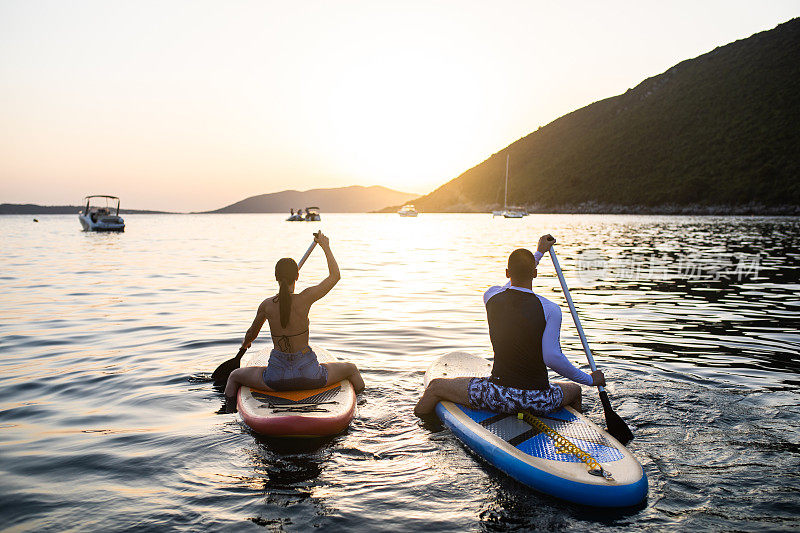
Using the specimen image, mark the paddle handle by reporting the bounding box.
[297,237,318,270]
[548,247,604,391]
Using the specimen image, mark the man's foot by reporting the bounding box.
[416,411,443,431]
[413,404,433,418]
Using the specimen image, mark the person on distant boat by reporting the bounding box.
[414,234,604,416]
[290,208,295,216]
[224,231,365,403]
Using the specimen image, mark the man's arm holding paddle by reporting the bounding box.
[536,235,606,405]
[548,240,634,444]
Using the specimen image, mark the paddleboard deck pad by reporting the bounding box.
[426,351,647,507]
[238,345,356,437]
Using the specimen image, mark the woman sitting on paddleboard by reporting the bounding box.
[415,234,604,416]
[224,231,365,402]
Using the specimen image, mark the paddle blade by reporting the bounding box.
[598,390,634,445]
[211,347,247,386]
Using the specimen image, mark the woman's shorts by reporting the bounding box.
[262,347,328,391]
[467,377,564,414]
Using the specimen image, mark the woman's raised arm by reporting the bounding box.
[302,232,340,303]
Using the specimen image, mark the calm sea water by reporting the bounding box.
[1,213,798,532]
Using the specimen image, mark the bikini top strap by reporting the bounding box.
[271,329,309,352]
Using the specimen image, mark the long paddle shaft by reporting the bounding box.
[211,236,318,385]
[548,247,634,444]
[297,239,317,270]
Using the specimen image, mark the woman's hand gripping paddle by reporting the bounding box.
[548,246,634,444]
[211,235,319,386]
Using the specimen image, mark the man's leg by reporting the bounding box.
[556,381,582,413]
[414,377,472,416]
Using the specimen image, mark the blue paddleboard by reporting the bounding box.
[426,351,647,507]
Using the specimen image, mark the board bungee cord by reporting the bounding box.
[517,410,613,480]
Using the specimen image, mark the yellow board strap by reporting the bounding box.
[517,411,613,480]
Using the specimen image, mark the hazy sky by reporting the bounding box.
[1,1,797,211]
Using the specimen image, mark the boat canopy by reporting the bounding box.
[84,195,121,216]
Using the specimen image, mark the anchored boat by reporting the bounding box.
[494,154,527,218]
[397,204,419,217]
[305,207,321,221]
[288,207,322,222]
[78,195,125,232]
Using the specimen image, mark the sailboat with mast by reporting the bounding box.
[492,153,525,218]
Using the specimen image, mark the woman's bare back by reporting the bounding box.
[263,293,311,353]
[238,232,341,355]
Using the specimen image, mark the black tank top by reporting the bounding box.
[486,288,549,390]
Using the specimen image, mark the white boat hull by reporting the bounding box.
[78,214,125,232]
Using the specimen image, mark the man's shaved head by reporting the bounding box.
[508,248,536,281]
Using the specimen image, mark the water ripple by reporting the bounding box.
[0,213,798,531]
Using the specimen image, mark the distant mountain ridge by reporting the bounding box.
[409,18,800,213]
[0,204,168,215]
[207,185,417,213]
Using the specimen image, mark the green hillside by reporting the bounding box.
[413,18,800,213]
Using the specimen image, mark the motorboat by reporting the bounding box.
[288,207,321,222]
[304,207,321,221]
[78,195,125,232]
[397,204,419,217]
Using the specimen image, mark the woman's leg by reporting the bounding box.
[224,366,273,398]
[414,377,472,416]
[322,362,365,393]
[555,381,582,412]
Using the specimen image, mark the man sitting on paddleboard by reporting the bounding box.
[224,232,365,403]
[415,234,604,416]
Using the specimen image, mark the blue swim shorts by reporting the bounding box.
[262,347,329,391]
[467,377,564,415]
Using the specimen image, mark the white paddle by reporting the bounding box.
[548,246,634,444]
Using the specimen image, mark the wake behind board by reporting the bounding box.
[426,351,647,507]
[238,345,356,437]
